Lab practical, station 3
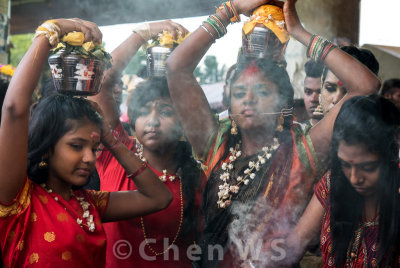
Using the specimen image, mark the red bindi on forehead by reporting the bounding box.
[90,131,100,143]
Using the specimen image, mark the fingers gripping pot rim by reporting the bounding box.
[241,4,289,64]
[48,32,111,96]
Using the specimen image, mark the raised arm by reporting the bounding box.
[166,0,269,158]
[97,123,172,222]
[0,19,102,204]
[89,20,188,130]
[283,0,381,165]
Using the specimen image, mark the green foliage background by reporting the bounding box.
[10,33,33,67]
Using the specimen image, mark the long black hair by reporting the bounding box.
[127,77,202,237]
[330,95,400,265]
[28,94,102,186]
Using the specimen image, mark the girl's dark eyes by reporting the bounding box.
[254,89,269,97]
[232,89,269,99]
[138,108,174,117]
[325,86,337,93]
[359,164,380,173]
[232,92,246,99]
[340,160,351,169]
[160,110,174,116]
[340,160,380,173]
[69,144,83,150]
[138,108,150,116]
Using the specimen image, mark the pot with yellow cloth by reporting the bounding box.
[242,4,289,64]
[146,30,189,77]
[48,32,111,96]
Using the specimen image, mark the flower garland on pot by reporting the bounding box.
[50,32,112,68]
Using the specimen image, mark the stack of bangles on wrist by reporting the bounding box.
[307,34,337,63]
[33,20,61,47]
[201,0,240,41]
[127,162,148,179]
[217,0,241,23]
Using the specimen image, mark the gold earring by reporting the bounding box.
[38,160,48,169]
[276,113,284,132]
[231,119,238,135]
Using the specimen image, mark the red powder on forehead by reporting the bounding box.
[90,131,100,143]
[338,80,343,87]
[242,64,260,76]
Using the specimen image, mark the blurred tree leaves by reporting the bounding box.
[195,55,226,84]
[10,33,33,67]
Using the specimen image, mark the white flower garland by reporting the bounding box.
[135,140,177,182]
[217,138,280,208]
[41,184,95,232]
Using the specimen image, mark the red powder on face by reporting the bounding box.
[338,80,343,87]
[242,64,260,76]
[90,131,100,143]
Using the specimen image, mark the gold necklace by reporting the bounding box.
[140,177,183,256]
[134,139,184,255]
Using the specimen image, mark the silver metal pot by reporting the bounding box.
[242,26,288,63]
[48,49,106,96]
[146,46,172,77]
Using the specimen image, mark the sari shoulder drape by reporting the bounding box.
[0,178,109,268]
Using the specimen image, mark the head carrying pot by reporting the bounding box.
[48,32,109,96]
[241,4,289,65]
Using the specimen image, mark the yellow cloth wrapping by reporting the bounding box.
[243,5,289,43]
[61,32,95,51]
[158,31,190,48]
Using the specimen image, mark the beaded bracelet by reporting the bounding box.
[127,162,148,179]
[34,20,61,47]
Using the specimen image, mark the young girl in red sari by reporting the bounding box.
[0,18,172,267]
[90,21,205,267]
[286,95,400,267]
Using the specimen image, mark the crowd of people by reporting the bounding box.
[0,0,399,267]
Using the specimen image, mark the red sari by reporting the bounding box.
[96,122,204,268]
[315,172,400,267]
[0,178,110,267]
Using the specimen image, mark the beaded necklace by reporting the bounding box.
[40,184,95,232]
[217,137,280,208]
[346,215,379,267]
[134,141,177,182]
[134,139,184,255]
